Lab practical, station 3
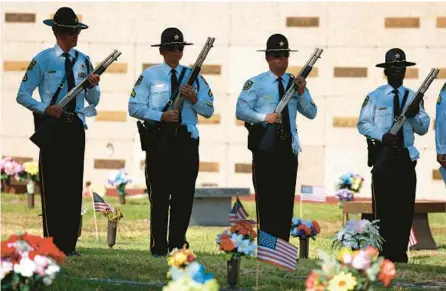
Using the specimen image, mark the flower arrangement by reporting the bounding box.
[305,247,396,291]
[107,169,131,196]
[1,233,65,290]
[335,173,364,204]
[290,218,321,240]
[22,162,39,182]
[216,220,257,260]
[0,157,24,182]
[332,220,384,251]
[103,208,123,222]
[163,247,219,291]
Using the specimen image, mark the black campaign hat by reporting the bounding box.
[376,48,416,68]
[257,34,297,52]
[151,27,193,47]
[43,7,88,29]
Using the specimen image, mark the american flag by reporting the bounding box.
[257,230,298,272]
[93,192,113,213]
[408,226,418,247]
[300,185,326,202]
[228,197,256,225]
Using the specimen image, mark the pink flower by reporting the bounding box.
[352,250,371,270]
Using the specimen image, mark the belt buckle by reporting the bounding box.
[279,131,286,140]
[173,126,178,135]
[66,112,74,123]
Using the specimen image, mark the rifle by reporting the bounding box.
[371,68,439,175]
[30,50,122,148]
[159,37,215,144]
[257,48,323,153]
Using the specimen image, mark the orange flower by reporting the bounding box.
[220,236,235,252]
[378,259,396,287]
[305,271,325,291]
[297,225,311,235]
[312,220,321,234]
[364,246,379,259]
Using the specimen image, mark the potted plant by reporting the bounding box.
[1,232,65,290]
[103,208,123,248]
[1,157,24,194]
[215,220,257,288]
[107,169,131,205]
[290,218,321,259]
[305,247,396,291]
[22,161,39,208]
[332,219,384,251]
[335,173,364,208]
[163,247,219,291]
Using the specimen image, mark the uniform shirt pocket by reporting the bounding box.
[44,71,63,94]
[375,107,393,129]
[149,83,170,109]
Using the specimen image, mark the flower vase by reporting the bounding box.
[117,186,126,205]
[27,180,35,209]
[107,220,117,248]
[299,238,309,259]
[227,256,241,289]
[1,176,11,193]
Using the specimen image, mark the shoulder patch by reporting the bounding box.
[208,89,213,97]
[131,89,136,98]
[361,96,370,108]
[27,59,37,71]
[205,100,213,108]
[438,95,442,105]
[22,73,28,82]
[243,80,253,91]
[134,75,143,87]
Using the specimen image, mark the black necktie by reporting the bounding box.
[171,69,182,123]
[63,53,76,112]
[277,77,291,134]
[392,89,404,147]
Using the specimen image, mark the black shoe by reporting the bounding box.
[168,241,190,253]
[65,251,81,257]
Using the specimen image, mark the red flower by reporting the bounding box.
[378,259,396,287]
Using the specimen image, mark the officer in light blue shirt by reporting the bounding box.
[235,34,317,242]
[128,27,215,257]
[436,84,446,169]
[357,48,430,263]
[15,7,101,257]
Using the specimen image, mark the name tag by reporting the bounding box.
[151,83,169,93]
[78,72,86,78]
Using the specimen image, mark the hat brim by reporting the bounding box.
[256,49,298,52]
[151,42,194,47]
[376,60,416,68]
[43,19,88,29]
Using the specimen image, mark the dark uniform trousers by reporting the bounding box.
[145,126,199,256]
[252,136,298,242]
[371,149,416,263]
[38,114,85,254]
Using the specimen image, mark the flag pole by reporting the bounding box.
[91,192,99,242]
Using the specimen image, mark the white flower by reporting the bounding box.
[42,276,53,286]
[45,263,60,279]
[237,239,251,255]
[352,251,371,270]
[230,234,244,248]
[14,257,37,277]
[0,260,14,280]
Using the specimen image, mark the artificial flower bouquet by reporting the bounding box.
[335,173,364,204]
[305,247,396,291]
[107,169,132,196]
[22,162,39,182]
[216,220,257,260]
[1,233,65,290]
[332,220,384,251]
[103,208,123,222]
[290,218,321,240]
[163,247,219,291]
[0,157,24,182]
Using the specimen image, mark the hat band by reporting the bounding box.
[52,20,80,28]
[160,41,189,45]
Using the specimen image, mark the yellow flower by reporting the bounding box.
[337,248,353,264]
[167,250,188,268]
[327,272,357,291]
[23,161,38,176]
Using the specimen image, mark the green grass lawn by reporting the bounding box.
[2,193,446,290]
